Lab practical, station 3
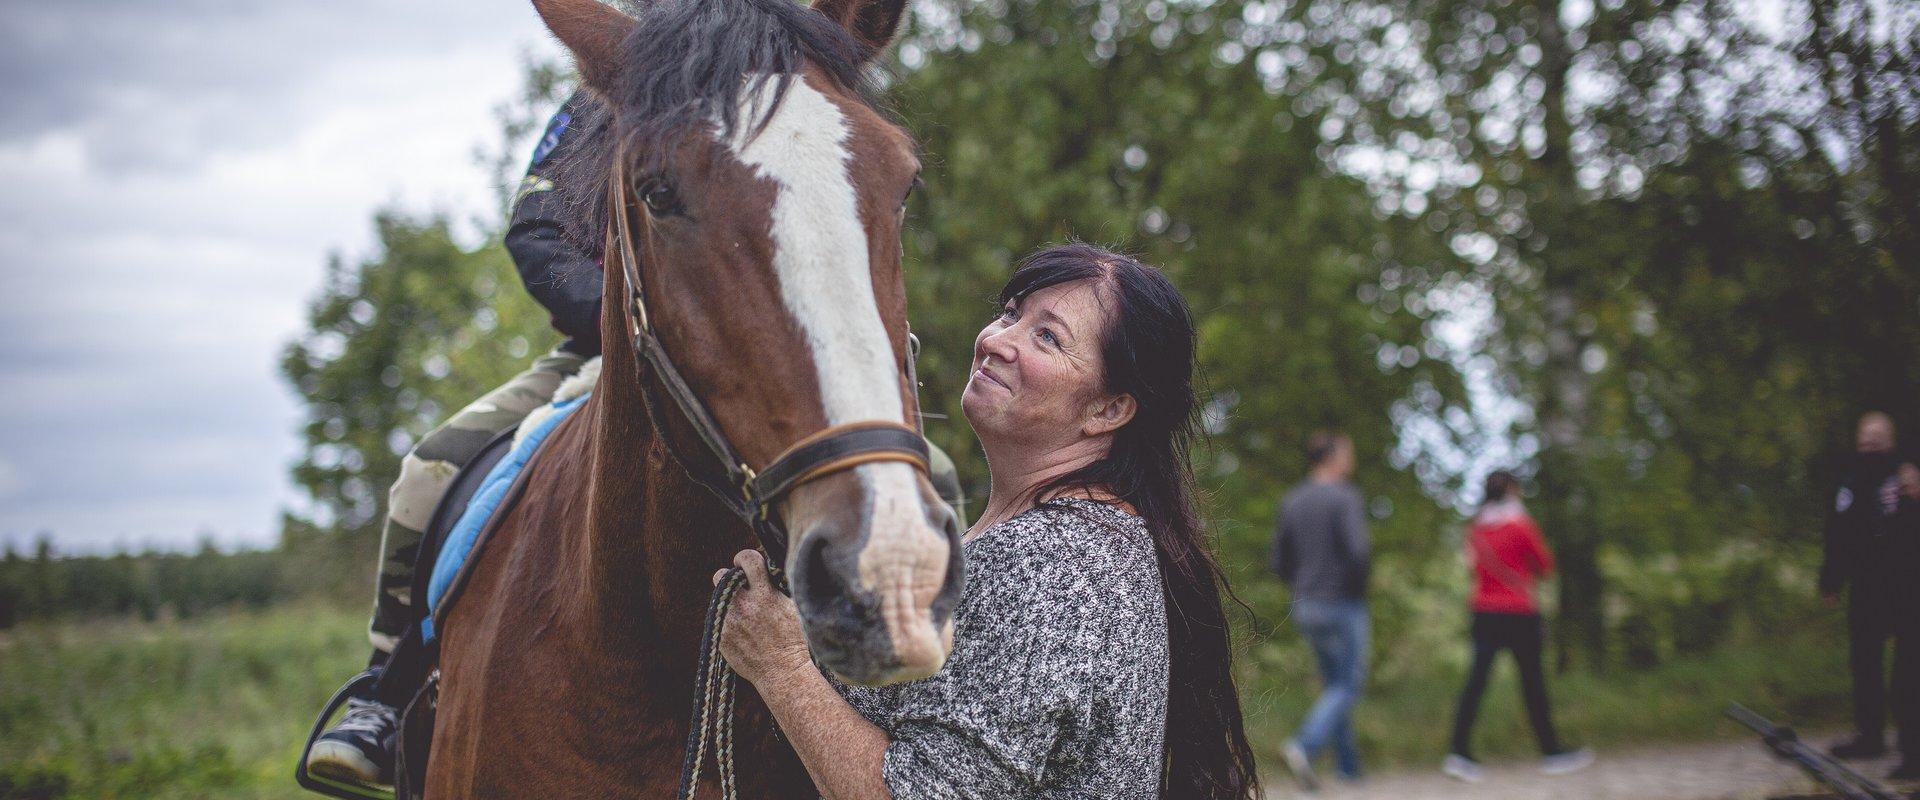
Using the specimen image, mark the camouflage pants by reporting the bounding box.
[367,349,587,653]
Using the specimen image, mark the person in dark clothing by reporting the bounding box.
[503,91,604,358]
[1441,470,1593,783]
[1822,411,1920,780]
[303,92,605,791]
[1271,430,1371,789]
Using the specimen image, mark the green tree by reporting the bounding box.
[279,68,576,571]
[1236,0,1918,667]
[891,0,1469,686]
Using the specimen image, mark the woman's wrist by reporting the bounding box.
[761,653,827,698]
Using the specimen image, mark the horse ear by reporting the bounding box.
[532,0,637,93]
[811,0,909,60]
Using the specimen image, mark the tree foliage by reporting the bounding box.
[266,0,1914,679]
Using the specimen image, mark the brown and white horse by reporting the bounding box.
[426,0,960,795]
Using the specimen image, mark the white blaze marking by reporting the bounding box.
[722,76,947,670]
[723,76,900,427]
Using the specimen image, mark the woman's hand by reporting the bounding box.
[715,549,814,690]
[715,551,895,800]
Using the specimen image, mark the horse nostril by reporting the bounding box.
[792,531,856,620]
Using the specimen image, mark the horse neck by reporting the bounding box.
[577,324,760,658]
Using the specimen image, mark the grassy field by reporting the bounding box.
[0,601,1852,799]
[0,602,368,800]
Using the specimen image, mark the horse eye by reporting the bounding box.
[636,177,680,216]
[902,174,923,208]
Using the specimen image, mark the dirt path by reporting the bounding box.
[1267,737,1912,800]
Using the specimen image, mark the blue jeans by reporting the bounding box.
[1291,597,1369,778]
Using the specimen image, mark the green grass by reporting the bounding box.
[0,602,369,800]
[0,601,1852,798]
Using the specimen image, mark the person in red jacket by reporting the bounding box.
[1441,470,1594,783]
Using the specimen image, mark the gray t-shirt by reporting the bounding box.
[836,498,1169,799]
[1270,480,1371,600]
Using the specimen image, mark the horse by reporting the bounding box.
[424,0,963,795]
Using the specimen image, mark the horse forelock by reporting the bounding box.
[549,0,885,254]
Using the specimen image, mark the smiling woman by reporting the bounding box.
[717,243,1260,800]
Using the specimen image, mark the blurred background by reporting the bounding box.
[1,0,1914,796]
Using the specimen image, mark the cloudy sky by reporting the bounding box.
[0,0,565,552]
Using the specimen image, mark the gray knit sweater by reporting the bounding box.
[836,498,1170,799]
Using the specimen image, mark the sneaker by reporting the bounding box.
[306,697,399,788]
[1281,738,1321,792]
[1441,753,1484,783]
[1541,747,1595,775]
[1831,734,1888,760]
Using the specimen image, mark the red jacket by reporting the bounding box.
[1467,500,1554,614]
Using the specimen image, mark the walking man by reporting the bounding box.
[1272,430,1371,789]
[1823,411,1920,780]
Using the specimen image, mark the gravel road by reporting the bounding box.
[1267,737,1914,800]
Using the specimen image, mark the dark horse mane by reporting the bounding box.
[551,0,882,253]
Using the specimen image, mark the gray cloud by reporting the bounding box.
[0,0,549,173]
[0,0,564,551]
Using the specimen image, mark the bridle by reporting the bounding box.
[605,153,936,800]
[603,158,933,580]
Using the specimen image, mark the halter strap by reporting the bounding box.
[604,161,930,572]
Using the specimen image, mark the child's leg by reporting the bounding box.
[366,349,586,655]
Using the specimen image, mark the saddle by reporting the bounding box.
[297,391,590,800]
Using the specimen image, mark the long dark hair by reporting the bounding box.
[999,243,1259,799]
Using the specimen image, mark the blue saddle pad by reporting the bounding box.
[422,393,588,642]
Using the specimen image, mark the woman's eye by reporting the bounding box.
[1038,329,1059,346]
[997,305,1018,322]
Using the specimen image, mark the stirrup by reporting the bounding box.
[295,671,398,800]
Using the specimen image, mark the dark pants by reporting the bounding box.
[1853,584,1920,759]
[1850,586,1895,742]
[1449,611,1564,760]
[1900,609,1920,761]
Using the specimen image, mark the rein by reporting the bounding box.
[604,159,928,799]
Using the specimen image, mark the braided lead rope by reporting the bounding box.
[716,658,738,799]
[678,568,747,800]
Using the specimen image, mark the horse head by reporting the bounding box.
[532,0,961,687]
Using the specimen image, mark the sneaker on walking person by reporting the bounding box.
[305,696,400,788]
[1440,753,1484,783]
[1830,733,1888,760]
[1281,738,1321,791]
[1540,746,1596,775]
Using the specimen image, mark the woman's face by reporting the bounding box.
[962,280,1127,448]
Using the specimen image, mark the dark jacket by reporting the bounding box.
[504,91,604,356]
[1820,450,1919,598]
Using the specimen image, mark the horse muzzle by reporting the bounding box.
[784,463,963,686]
